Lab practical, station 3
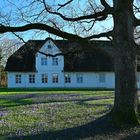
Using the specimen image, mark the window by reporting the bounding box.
[65,74,71,83]
[48,44,52,49]
[52,74,58,83]
[52,58,58,66]
[29,74,35,83]
[77,74,83,83]
[41,58,47,65]
[15,74,21,83]
[42,74,48,83]
[99,73,106,83]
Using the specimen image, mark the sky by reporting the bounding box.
[0,0,114,41]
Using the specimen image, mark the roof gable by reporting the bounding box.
[5,39,114,72]
[38,39,62,55]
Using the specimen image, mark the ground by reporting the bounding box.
[0,89,140,140]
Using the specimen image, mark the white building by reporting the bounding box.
[4,38,140,88]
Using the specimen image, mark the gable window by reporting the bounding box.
[42,74,48,83]
[65,74,71,83]
[76,74,83,83]
[41,58,47,65]
[99,73,106,83]
[29,74,35,83]
[48,44,52,49]
[52,57,58,66]
[15,74,21,83]
[52,73,58,83]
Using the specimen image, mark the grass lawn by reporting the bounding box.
[0,89,139,140]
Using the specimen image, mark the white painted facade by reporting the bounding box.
[7,72,116,88]
[7,39,140,88]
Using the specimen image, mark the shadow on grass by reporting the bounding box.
[0,93,114,109]
[1,93,139,140]
[122,133,140,140]
[7,114,139,140]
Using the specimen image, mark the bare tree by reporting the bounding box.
[0,39,22,64]
[0,39,22,86]
[0,0,140,124]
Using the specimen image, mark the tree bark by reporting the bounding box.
[112,49,139,124]
[111,0,139,124]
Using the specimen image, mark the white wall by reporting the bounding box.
[8,72,140,89]
[7,72,64,88]
[7,72,115,88]
[36,39,64,72]
[63,72,115,88]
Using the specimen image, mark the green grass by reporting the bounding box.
[0,87,113,93]
[0,90,139,140]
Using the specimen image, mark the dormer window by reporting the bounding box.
[52,57,58,66]
[48,44,52,49]
[41,58,47,65]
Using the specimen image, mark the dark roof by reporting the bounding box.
[5,38,114,72]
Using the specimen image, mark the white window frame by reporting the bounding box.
[52,73,58,83]
[29,74,35,83]
[76,74,83,83]
[42,74,48,83]
[99,73,106,83]
[65,74,71,83]
[52,57,58,66]
[15,74,21,84]
[41,58,47,65]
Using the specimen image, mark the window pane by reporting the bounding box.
[41,58,47,65]
[52,58,58,65]
[29,74,35,83]
[99,73,105,83]
[77,74,83,83]
[15,74,21,83]
[42,74,48,83]
[48,45,52,49]
[52,74,58,83]
[65,74,71,83]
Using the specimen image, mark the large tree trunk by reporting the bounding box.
[111,50,139,124]
[111,0,139,124]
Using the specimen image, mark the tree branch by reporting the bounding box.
[39,51,64,57]
[85,31,113,39]
[0,22,114,43]
[57,0,73,10]
[12,32,26,43]
[42,0,113,22]
[0,23,87,43]
[38,49,78,57]
[100,0,111,9]
[0,24,115,59]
